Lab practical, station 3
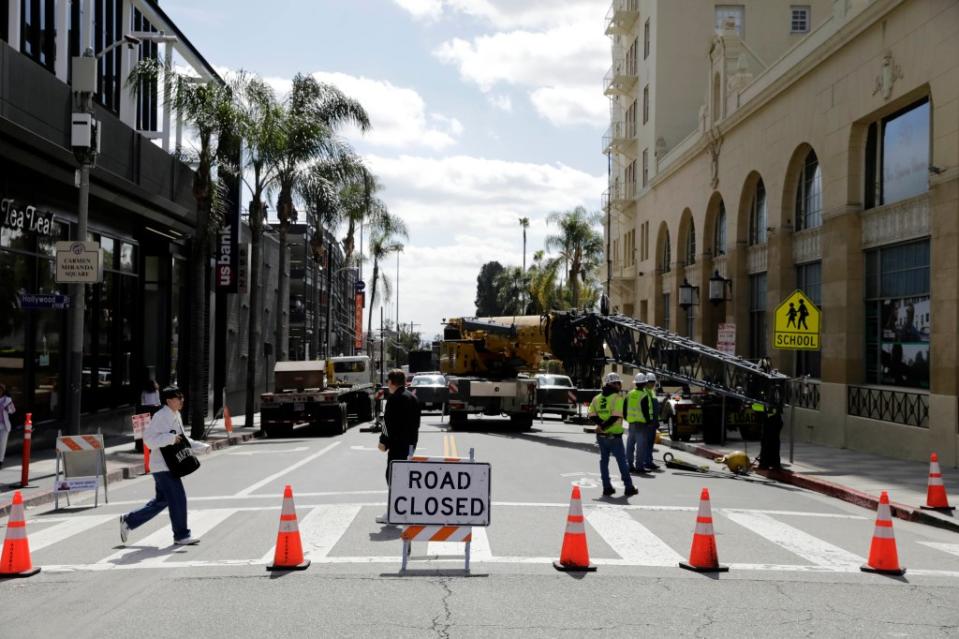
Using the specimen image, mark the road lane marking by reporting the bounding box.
[722,511,864,568]
[29,515,115,552]
[98,509,235,566]
[260,504,361,563]
[226,446,309,456]
[918,542,959,558]
[233,441,341,496]
[586,507,684,566]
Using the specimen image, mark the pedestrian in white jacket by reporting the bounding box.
[0,383,14,469]
[119,386,198,545]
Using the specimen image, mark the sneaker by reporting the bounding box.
[174,537,200,546]
[119,515,130,544]
[646,463,661,471]
[375,513,389,524]
[602,487,616,496]
[624,487,639,497]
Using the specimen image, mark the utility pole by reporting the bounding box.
[379,305,385,385]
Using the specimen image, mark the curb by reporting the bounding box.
[0,431,259,517]
[662,438,959,535]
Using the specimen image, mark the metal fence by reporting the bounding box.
[847,385,929,429]
[786,378,820,410]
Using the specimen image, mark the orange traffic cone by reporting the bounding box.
[861,491,906,576]
[553,485,596,572]
[920,453,954,512]
[1,491,40,577]
[679,488,728,573]
[224,404,234,434]
[267,485,310,571]
[143,444,151,474]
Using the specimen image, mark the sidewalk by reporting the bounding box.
[0,413,261,517]
[519,416,959,534]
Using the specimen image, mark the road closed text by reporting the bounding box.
[388,461,491,526]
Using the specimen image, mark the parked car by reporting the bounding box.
[535,373,577,418]
[410,373,448,411]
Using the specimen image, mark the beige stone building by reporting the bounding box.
[603,0,959,465]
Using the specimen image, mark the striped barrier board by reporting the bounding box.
[54,431,107,509]
[56,435,104,452]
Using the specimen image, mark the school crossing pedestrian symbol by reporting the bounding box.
[774,289,821,350]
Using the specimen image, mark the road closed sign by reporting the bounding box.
[388,460,491,526]
[774,289,821,350]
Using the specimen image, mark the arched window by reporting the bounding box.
[713,202,726,256]
[685,219,696,265]
[748,180,767,245]
[661,230,671,273]
[795,150,822,231]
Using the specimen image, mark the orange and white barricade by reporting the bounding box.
[53,430,107,509]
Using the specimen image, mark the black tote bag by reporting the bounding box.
[160,436,201,478]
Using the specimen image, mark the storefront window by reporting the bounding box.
[0,249,28,417]
[170,258,185,385]
[865,240,930,388]
[795,261,822,378]
[33,259,63,421]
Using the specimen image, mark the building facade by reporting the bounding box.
[604,0,959,464]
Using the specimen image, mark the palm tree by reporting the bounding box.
[493,266,530,315]
[544,206,604,308]
[519,217,530,273]
[340,168,385,267]
[273,74,370,362]
[528,250,564,313]
[366,211,408,354]
[127,61,239,438]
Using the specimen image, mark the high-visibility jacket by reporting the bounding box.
[646,388,659,423]
[625,389,646,424]
[588,391,624,434]
[751,402,778,416]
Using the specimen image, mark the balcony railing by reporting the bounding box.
[605,0,640,36]
[847,385,929,428]
[786,378,820,410]
[603,59,638,96]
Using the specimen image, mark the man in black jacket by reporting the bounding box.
[376,369,421,524]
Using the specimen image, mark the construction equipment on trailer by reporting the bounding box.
[260,356,376,437]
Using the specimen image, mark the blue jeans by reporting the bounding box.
[639,423,658,468]
[625,424,643,468]
[125,471,191,541]
[597,435,634,492]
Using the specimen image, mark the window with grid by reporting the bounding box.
[865,240,930,389]
[748,180,767,245]
[749,272,768,359]
[685,219,696,266]
[661,230,671,273]
[715,5,744,36]
[644,18,650,59]
[790,6,810,33]
[795,261,822,378]
[713,201,726,256]
[662,293,670,331]
[642,85,649,124]
[642,149,648,188]
[795,150,822,230]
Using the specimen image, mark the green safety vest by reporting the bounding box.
[589,392,625,434]
[751,402,778,416]
[646,387,658,421]
[625,389,646,424]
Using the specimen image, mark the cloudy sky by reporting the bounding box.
[165,0,610,340]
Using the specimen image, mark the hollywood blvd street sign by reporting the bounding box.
[55,241,102,284]
[774,289,821,350]
[19,293,70,310]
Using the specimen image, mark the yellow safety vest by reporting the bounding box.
[589,392,624,434]
[646,387,658,421]
[625,389,646,424]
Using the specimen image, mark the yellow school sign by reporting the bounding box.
[774,289,821,350]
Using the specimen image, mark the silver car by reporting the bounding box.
[535,374,577,418]
[410,373,448,411]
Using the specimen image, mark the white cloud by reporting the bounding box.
[263,71,462,151]
[530,86,608,127]
[487,94,513,112]
[394,0,607,30]
[392,0,444,21]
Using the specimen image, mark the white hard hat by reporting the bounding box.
[604,372,622,385]
[645,373,657,384]
[633,373,646,385]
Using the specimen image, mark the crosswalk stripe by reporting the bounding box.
[260,504,361,563]
[29,515,115,552]
[98,509,235,566]
[918,542,959,558]
[586,507,684,566]
[722,511,863,568]
[234,441,341,497]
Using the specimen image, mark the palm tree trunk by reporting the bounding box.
[275,221,289,362]
[188,202,209,439]
[367,260,379,356]
[244,201,263,426]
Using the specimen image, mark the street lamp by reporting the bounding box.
[678,278,699,309]
[708,270,732,305]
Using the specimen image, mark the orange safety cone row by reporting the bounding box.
[267,485,310,571]
[679,488,728,573]
[553,485,596,572]
[920,453,954,512]
[861,491,906,576]
[1,491,40,578]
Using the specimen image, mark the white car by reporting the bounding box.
[535,374,577,418]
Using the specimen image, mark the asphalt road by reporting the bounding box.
[5,413,959,638]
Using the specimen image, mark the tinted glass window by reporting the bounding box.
[882,100,929,205]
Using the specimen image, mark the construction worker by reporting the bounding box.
[588,372,638,497]
[640,373,661,471]
[624,373,647,473]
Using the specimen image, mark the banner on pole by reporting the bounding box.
[355,291,365,349]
